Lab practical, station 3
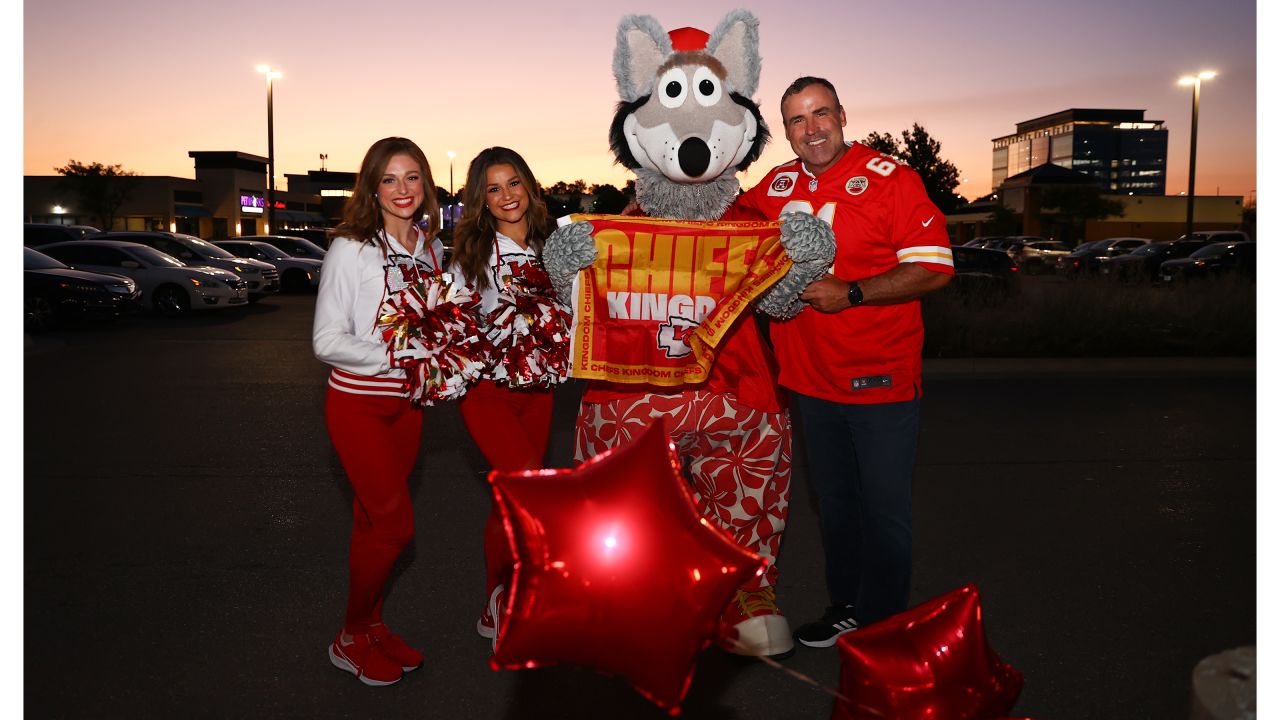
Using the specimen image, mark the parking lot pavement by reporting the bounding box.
[23,295,1255,719]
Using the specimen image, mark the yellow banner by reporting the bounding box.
[566,214,788,385]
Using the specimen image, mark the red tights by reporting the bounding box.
[458,380,553,597]
[325,387,422,633]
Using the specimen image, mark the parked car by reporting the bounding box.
[1097,240,1210,284]
[962,235,1008,248]
[1010,239,1070,275]
[942,245,1018,304]
[23,246,142,330]
[38,240,248,316]
[24,223,101,247]
[213,239,322,292]
[87,231,280,302]
[242,234,328,260]
[1159,241,1256,284]
[1054,237,1151,277]
[1175,230,1252,245]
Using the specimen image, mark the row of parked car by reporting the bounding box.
[23,224,330,330]
[957,231,1254,280]
[946,230,1255,303]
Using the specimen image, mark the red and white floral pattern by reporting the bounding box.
[575,390,792,589]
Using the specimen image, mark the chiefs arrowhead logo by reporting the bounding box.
[656,316,699,358]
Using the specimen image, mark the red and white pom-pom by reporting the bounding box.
[484,264,572,389]
[377,270,487,406]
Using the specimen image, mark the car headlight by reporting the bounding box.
[105,281,135,294]
[188,276,225,289]
[231,265,259,275]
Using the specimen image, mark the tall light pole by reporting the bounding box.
[446,150,456,229]
[256,65,282,233]
[1178,70,1216,240]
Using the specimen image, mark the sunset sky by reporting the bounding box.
[23,0,1258,203]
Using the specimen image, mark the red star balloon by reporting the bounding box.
[488,419,764,714]
[832,583,1023,720]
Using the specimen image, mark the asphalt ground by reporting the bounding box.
[23,294,1256,719]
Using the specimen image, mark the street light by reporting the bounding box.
[446,150,456,229]
[1177,70,1216,239]
[256,64,283,234]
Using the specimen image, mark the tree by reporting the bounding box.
[1039,185,1124,245]
[862,131,899,157]
[588,183,630,214]
[54,160,140,230]
[548,179,587,196]
[859,124,964,213]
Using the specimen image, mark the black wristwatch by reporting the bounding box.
[847,281,864,308]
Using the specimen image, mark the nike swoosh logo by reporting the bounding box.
[921,216,935,227]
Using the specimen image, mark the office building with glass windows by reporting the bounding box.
[992,109,1167,195]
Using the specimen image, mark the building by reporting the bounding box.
[25,151,336,238]
[992,109,1168,195]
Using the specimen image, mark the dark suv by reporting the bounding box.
[24,223,101,247]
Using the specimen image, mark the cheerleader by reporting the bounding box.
[313,137,443,686]
[447,147,568,646]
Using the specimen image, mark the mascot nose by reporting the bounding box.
[678,138,711,178]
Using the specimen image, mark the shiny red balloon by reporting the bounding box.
[488,419,764,714]
[832,583,1023,720]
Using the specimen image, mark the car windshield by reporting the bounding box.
[24,247,68,270]
[1131,244,1164,257]
[1071,241,1104,254]
[1190,244,1230,259]
[128,245,187,267]
[251,243,291,260]
[177,234,236,259]
[276,237,326,258]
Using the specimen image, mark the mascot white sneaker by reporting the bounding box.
[544,10,835,661]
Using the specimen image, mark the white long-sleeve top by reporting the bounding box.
[448,231,539,316]
[313,228,445,387]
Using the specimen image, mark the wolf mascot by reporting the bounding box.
[543,11,834,659]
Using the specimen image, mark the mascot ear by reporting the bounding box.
[614,14,673,102]
[706,9,761,98]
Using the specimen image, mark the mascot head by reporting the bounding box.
[610,10,769,184]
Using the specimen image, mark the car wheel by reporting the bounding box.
[282,269,309,292]
[24,294,56,331]
[154,285,191,317]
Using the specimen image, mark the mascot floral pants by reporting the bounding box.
[575,390,791,590]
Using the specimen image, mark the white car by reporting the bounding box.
[38,240,248,316]
[213,240,323,291]
[90,231,280,302]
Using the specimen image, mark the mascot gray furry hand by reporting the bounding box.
[544,10,835,317]
[542,10,826,661]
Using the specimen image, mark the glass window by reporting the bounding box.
[24,247,67,269]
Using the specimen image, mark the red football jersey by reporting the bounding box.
[728,142,954,404]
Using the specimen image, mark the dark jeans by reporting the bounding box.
[793,389,920,625]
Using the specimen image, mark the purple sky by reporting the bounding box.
[23,0,1257,202]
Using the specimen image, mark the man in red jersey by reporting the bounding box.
[728,76,954,648]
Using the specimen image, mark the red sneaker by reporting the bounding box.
[329,631,403,686]
[368,623,424,672]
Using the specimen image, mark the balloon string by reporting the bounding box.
[726,639,853,705]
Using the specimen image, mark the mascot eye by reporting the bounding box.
[657,68,689,108]
[692,66,723,107]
